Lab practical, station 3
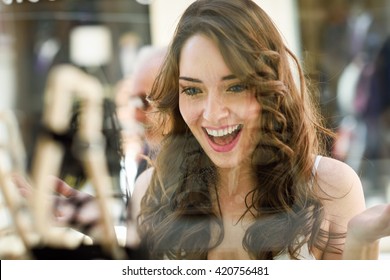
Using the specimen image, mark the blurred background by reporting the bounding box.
[1,0,390,253]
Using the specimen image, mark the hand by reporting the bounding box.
[348,203,390,244]
[13,174,100,234]
[51,177,100,228]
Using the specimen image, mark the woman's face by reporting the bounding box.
[178,34,261,169]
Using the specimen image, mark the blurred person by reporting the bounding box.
[115,45,168,194]
[358,36,390,197]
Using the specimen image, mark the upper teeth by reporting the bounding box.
[205,124,240,137]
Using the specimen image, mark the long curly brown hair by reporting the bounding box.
[138,0,339,259]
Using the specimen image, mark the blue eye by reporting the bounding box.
[182,87,201,96]
[228,84,247,93]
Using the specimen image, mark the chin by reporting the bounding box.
[207,153,244,170]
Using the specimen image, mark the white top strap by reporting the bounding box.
[310,155,322,189]
[314,155,322,171]
[312,155,322,176]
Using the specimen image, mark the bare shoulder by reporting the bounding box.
[133,167,154,195]
[126,168,154,246]
[312,156,366,259]
[315,156,366,225]
[315,156,363,197]
[130,167,154,219]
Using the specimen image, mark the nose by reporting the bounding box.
[203,90,229,122]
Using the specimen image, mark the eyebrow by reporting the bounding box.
[179,74,237,83]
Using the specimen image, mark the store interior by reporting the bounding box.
[1,0,390,259]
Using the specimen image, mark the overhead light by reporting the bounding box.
[70,25,113,68]
[136,0,154,5]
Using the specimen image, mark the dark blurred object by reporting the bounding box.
[58,97,124,190]
[31,243,149,260]
[362,36,390,160]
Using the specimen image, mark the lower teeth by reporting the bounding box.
[211,131,239,146]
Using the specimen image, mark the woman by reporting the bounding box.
[130,0,390,259]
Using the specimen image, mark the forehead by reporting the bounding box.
[179,34,232,78]
[129,65,159,97]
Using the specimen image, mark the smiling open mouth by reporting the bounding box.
[204,124,242,146]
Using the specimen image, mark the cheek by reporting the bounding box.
[249,104,261,121]
[179,97,201,126]
[238,96,261,123]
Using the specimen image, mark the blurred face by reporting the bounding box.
[178,34,261,169]
[116,53,163,146]
[129,61,158,133]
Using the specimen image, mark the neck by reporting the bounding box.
[217,165,255,197]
